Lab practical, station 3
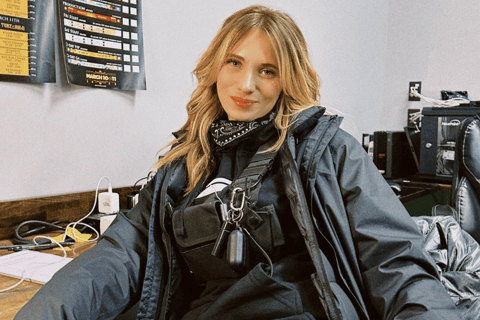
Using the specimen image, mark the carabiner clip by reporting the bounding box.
[230,187,245,212]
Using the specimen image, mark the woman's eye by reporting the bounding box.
[261,69,276,76]
[227,59,240,67]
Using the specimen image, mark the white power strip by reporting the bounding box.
[100,214,117,234]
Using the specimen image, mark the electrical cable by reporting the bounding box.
[410,87,470,107]
[133,176,147,189]
[62,176,111,243]
[133,171,155,191]
[408,88,471,132]
[0,236,68,293]
[14,220,74,244]
[0,176,112,292]
[0,221,77,252]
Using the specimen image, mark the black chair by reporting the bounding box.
[432,113,480,244]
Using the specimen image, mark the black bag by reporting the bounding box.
[172,199,239,283]
[171,140,283,283]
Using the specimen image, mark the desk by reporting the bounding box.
[390,179,451,204]
[388,178,452,216]
[0,232,95,320]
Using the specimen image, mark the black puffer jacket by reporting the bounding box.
[15,106,461,319]
[413,215,480,320]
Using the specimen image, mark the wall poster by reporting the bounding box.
[57,0,146,90]
[0,0,56,83]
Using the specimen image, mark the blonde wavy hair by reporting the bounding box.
[154,5,320,193]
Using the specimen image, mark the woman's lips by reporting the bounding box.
[231,96,254,109]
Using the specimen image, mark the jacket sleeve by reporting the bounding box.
[329,130,460,320]
[14,170,163,320]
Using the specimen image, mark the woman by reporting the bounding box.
[16,5,460,320]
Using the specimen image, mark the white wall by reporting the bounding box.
[382,0,480,130]
[0,0,478,201]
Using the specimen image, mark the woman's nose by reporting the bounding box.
[238,69,255,92]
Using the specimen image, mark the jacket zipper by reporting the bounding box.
[309,201,370,319]
[302,116,369,318]
[156,163,179,320]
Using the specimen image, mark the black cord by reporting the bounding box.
[14,220,67,245]
[241,227,274,277]
[133,176,147,189]
[0,220,79,252]
[133,172,155,190]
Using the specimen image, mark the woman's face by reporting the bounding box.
[216,29,282,121]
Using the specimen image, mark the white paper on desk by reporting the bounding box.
[0,250,72,284]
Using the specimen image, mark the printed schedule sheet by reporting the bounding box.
[58,0,146,90]
[0,0,56,83]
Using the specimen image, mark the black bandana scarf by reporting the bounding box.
[209,111,277,147]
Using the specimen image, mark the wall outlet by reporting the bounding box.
[409,81,421,101]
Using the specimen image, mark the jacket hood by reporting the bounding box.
[291,106,326,136]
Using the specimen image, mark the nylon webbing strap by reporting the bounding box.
[233,141,278,204]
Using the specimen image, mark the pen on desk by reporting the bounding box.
[0,241,75,252]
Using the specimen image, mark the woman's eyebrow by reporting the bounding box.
[261,63,279,71]
[227,53,278,70]
[227,53,244,61]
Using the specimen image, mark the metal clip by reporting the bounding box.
[230,187,245,224]
[230,187,245,212]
